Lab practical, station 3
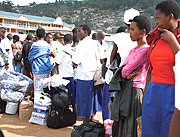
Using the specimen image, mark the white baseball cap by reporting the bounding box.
[124,8,140,25]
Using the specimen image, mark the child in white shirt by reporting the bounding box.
[55,34,75,112]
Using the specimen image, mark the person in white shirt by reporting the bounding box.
[101,26,129,122]
[46,33,56,65]
[1,32,13,70]
[72,24,99,119]
[53,32,63,53]
[0,27,9,70]
[110,8,140,66]
[53,33,64,75]
[72,35,80,80]
[169,50,180,137]
[55,34,75,112]
[97,31,108,64]
[167,30,180,137]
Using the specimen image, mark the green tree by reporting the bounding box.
[104,22,110,28]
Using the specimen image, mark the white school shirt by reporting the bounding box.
[52,41,63,53]
[49,41,58,64]
[94,40,102,60]
[94,40,108,60]
[100,40,108,59]
[174,51,180,111]
[105,46,113,84]
[0,38,13,70]
[55,44,74,78]
[114,32,137,66]
[72,36,99,81]
[1,37,13,59]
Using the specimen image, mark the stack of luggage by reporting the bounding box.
[44,86,76,129]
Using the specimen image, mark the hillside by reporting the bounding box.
[1,0,180,33]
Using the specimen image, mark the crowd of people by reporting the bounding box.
[0,0,180,137]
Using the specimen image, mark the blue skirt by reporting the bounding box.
[94,88,103,111]
[142,81,175,137]
[76,79,94,117]
[63,77,76,105]
[102,82,111,121]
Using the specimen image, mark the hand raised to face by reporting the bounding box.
[158,28,177,43]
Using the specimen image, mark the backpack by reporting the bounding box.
[14,51,22,62]
[44,86,71,109]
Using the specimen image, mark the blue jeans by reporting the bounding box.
[13,60,22,73]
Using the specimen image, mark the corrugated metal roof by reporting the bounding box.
[0,10,74,27]
[0,11,21,18]
[63,22,74,28]
[26,15,55,22]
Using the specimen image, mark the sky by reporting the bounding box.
[0,0,56,6]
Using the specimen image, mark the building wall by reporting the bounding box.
[0,17,67,34]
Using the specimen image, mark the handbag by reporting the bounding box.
[94,67,105,89]
[47,108,76,129]
[14,51,22,62]
[93,44,105,89]
[109,59,119,72]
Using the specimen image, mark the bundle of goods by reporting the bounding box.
[19,99,33,120]
[0,70,33,115]
[29,75,73,126]
[0,70,33,103]
[71,119,105,137]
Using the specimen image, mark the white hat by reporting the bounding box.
[124,8,140,25]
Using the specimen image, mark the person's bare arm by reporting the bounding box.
[158,28,180,54]
[4,64,9,70]
[126,71,139,79]
[110,43,118,64]
[142,71,151,110]
[72,62,78,69]
[169,108,180,137]
[11,43,16,49]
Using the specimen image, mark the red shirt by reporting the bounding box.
[150,39,175,84]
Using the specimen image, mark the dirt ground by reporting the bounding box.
[0,112,102,137]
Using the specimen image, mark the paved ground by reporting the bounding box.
[0,112,102,137]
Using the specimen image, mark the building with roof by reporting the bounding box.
[0,10,75,35]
